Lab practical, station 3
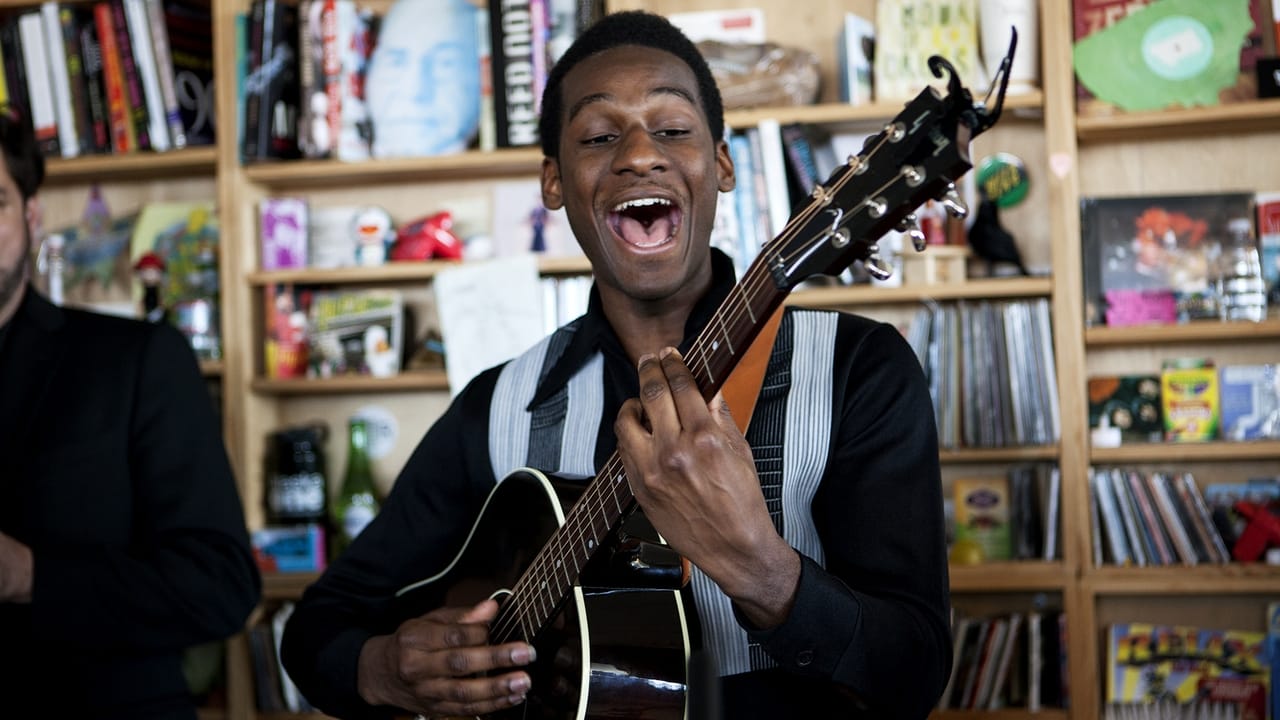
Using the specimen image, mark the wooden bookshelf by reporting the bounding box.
[251,371,450,396]
[44,146,219,183]
[1076,98,1280,144]
[1084,318,1280,347]
[949,561,1071,592]
[1090,440,1280,464]
[787,276,1053,307]
[1084,565,1280,594]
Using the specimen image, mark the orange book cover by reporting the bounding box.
[93,1,133,153]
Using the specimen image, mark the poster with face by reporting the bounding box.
[364,0,481,158]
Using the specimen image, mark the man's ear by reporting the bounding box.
[716,139,735,193]
[541,157,563,210]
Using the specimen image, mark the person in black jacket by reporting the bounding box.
[0,110,261,719]
[283,11,951,719]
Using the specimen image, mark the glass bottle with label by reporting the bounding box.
[1218,217,1267,322]
[265,425,328,525]
[332,417,380,556]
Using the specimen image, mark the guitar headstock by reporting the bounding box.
[764,48,1014,289]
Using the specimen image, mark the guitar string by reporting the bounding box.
[489,126,916,642]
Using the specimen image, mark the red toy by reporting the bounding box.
[390,210,464,261]
[1231,501,1280,562]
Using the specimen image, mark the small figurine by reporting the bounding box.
[133,251,167,323]
[389,210,464,261]
[967,194,1029,276]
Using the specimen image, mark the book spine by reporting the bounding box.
[1,20,32,126]
[475,7,494,152]
[40,2,79,157]
[123,0,168,150]
[488,0,538,147]
[295,0,322,158]
[60,6,100,154]
[1175,472,1231,564]
[143,0,186,148]
[164,0,215,144]
[110,0,150,150]
[242,0,265,159]
[94,1,132,152]
[1147,471,1200,565]
[18,12,61,157]
[320,0,340,159]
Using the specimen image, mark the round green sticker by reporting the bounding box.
[975,153,1029,208]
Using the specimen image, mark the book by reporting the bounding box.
[94,0,135,153]
[953,475,1012,562]
[487,0,539,148]
[1220,364,1280,441]
[1257,192,1280,306]
[40,1,79,157]
[263,282,309,379]
[307,288,404,378]
[143,0,185,148]
[1172,472,1232,564]
[164,0,215,145]
[18,11,60,157]
[259,196,309,270]
[1148,471,1202,565]
[110,0,152,151]
[1107,622,1270,719]
[837,12,875,104]
[1162,358,1221,442]
[123,0,170,151]
[1088,374,1164,443]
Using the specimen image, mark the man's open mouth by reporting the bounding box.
[609,197,682,249]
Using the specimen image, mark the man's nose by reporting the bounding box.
[613,128,666,175]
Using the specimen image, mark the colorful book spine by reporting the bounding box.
[110,0,150,150]
[94,1,133,152]
[143,0,186,148]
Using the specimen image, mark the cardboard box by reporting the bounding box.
[1161,359,1220,442]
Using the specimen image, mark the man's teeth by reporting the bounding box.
[613,197,672,211]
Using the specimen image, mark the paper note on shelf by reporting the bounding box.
[434,254,546,396]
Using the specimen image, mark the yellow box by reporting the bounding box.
[1160,363,1220,442]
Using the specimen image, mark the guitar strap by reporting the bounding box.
[719,304,784,434]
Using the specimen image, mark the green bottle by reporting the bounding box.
[332,417,380,556]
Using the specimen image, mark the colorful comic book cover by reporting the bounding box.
[1108,623,1270,719]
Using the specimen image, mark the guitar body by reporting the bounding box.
[396,468,690,720]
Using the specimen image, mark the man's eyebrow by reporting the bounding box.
[566,86,700,124]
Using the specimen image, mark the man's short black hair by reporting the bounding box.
[538,10,725,160]
[0,109,45,200]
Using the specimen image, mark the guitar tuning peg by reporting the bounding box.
[897,214,927,252]
[864,253,894,281]
[938,184,968,220]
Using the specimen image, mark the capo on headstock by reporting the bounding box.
[928,26,1018,135]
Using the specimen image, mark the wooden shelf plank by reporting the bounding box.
[949,561,1070,592]
[725,92,1044,130]
[1091,440,1280,464]
[932,709,1067,720]
[247,256,593,286]
[199,360,224,377]
[262,572,320,601]
[787,277,1053,307]
[1076,98,1280,143]
[252,371,450,396]
[45,146,218,183]
[1085,318,1280,347]
[241,95,1045,190]
[245,147,545,189]
[1085,564,1280,594]
[940,445,1060,464]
